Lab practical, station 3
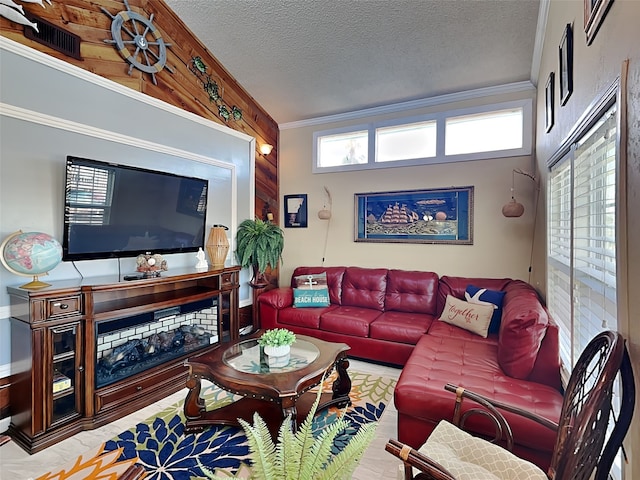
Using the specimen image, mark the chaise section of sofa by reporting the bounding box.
[395,275,563,471]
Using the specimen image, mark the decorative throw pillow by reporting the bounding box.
[464,285,506,334]
[439,294,495,338]
[293,272,330,308]
[294,272,328,289]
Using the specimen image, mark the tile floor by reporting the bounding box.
[0,359,403,479]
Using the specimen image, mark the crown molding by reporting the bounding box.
[531,0,551,87]
[279,81,535,130]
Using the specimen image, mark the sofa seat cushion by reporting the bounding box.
[319,306,382,337]
[385,269,439,314]
[279,305,338,329]
[395,335,562,453]
[370,311,434,344]
[428,319,498,345]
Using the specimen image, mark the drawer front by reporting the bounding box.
[94,363,188,413]
[46,296,83,319]
[221,271,237,288]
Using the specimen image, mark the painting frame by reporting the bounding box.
[584,0,614,45]
[284,194,308,228]
[354,186,474,245]
[545,72,555,133]
[559,23,573,106]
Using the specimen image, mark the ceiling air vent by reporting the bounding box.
[24,15,82,60]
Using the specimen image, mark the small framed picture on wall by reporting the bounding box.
[584,0,614,45]
[559,23,573,106]
[545,72,555,133]
[284,194,308,228]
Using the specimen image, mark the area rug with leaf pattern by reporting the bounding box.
[36,370,396,480]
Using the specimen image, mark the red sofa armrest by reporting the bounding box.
[258,287,293,309]
[258,287,294,330]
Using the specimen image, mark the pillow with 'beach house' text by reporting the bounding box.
[293,272,330,308]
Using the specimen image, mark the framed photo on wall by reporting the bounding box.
[584,0,614,45]
[559,23,573,106]
[354,186,474,245]
[545,72,555,133]
[284,194,308,228]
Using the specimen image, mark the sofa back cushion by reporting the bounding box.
[342,267,388,311]
[498,280,550,380]
[527,320,562,391]
[291,267,345,305]
[385,269,439,314]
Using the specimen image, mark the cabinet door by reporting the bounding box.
[48,322,83,427]
[221,286,241,342]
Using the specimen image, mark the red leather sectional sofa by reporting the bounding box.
[258,266,564,470]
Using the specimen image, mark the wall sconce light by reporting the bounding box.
[259,144,273,156]
[262,201,274,222]
[502,169,536,218]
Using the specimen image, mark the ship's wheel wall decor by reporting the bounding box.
[102,0,174,85]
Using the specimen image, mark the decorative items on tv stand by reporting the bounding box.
[5,266,241,454]
[206,224,230,267]
[0,230,63,290]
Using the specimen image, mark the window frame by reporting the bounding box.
[312,98,532,174]
[545,80,624,479]
[545,79,621,367]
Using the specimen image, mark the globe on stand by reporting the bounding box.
[0,230,63,289]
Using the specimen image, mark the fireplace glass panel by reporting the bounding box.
[95,297,220,388]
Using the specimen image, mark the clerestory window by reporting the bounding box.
[313,99,532,173]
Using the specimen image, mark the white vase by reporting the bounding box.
[264,345,290,357]
[264,344,291,368]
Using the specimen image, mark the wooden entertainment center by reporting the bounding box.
[6,266,242,454]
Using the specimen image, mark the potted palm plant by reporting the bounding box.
[235,218,284,287]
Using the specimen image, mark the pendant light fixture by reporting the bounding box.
[502,169,536,217]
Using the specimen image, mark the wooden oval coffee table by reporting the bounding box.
[183,334,351,437]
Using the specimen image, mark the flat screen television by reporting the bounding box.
[63,156,208,261]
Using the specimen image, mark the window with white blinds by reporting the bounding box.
[546,103,618,370]
[547,159,573,366]
[65,163,114,225]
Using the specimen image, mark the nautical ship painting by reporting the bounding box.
[355,186,474,245]
[379,203,420,224]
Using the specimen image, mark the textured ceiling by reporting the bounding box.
[164,0,541,125]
